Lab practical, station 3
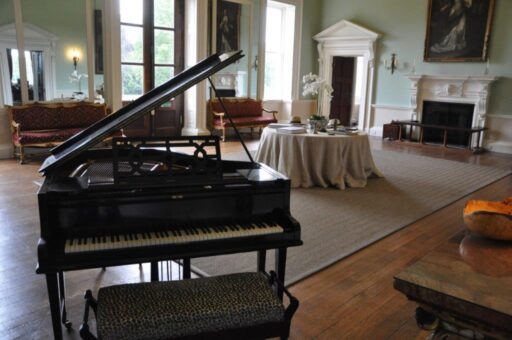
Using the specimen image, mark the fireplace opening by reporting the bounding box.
[421,101,474,147]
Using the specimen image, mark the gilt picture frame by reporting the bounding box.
[216,0,241,54]
[424,0,495,62]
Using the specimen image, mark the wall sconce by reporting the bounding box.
[384,53,398,74]
[71,49,80,70]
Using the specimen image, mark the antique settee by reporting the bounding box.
[207,98,278,141]
[8,101,110,163]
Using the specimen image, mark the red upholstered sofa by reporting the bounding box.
[207,98,277,141]
[8,102,111,163]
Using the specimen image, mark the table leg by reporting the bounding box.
[443,129,448,147]
[398,125,403,141]
[419,127,424,144]
[46,273,63,340]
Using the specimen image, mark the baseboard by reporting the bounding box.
[0,143,13,160]
[485,141,512,155]
[369,127,383,137]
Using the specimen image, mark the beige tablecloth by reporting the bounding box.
[255,127,383,189]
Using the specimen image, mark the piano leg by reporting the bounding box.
[46,272,63,340]
[58,272,72,330]
[183,258,191,279]
[275,247,287,301]
[257,250,266,272]
[150,261,159,282]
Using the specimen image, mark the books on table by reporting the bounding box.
[277,126,307,134]
[267,123,306,134]
[267,123,293,129]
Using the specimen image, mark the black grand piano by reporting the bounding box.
[36,51,302,339]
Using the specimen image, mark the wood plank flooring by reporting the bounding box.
[0,137,510,339]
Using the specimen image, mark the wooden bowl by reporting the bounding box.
[464,212,512,241]
[463,199,512,241]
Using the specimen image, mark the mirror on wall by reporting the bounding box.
[210,0,257,98]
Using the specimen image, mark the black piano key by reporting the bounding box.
[70,238,74,246]
[92,237,96,244]
[84,238,88,245]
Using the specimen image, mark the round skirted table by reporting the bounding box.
[255,127,383,189]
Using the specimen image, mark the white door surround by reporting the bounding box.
[407,74,498,147]
[314,20,379,131]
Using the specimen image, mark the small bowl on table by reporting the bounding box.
[463,198,512,241]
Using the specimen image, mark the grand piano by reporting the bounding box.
[36,51,302,339]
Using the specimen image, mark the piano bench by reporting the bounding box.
[79,271,298,340]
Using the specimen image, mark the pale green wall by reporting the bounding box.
[299,0,322,83]
[0,1,14,26]
[318,0,512,115]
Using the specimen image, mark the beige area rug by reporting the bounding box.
[192,149,511,285]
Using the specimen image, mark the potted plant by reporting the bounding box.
[302,73,333,133]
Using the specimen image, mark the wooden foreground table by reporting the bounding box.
[394,232,512,339]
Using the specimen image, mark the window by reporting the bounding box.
[264,0,295,100]
[119,0,184,136]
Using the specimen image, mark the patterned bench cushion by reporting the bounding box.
[97,272,284,340]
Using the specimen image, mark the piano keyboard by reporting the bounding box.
[65,221,284,254]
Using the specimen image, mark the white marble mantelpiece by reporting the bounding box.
[407,74,498,129]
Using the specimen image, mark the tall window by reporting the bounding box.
[264,0,295,100]
[120,0,184,136]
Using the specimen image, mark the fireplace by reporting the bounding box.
[406,74,497,149]
[421,101,474,147]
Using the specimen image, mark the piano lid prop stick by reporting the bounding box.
[207,77,255,164]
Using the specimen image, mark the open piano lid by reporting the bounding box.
[39,51,244,175]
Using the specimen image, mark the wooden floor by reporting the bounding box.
[0,137,510,339]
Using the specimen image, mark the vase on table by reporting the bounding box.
[307,115,328,134]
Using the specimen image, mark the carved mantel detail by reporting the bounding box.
[406,75,498,128]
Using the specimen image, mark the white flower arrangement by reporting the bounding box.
[69,70,88,94]
[302,72,333,117]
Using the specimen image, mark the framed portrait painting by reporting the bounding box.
[216,0,241,54]
[424,0,495,62]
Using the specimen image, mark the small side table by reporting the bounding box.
[382,122,400,140]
